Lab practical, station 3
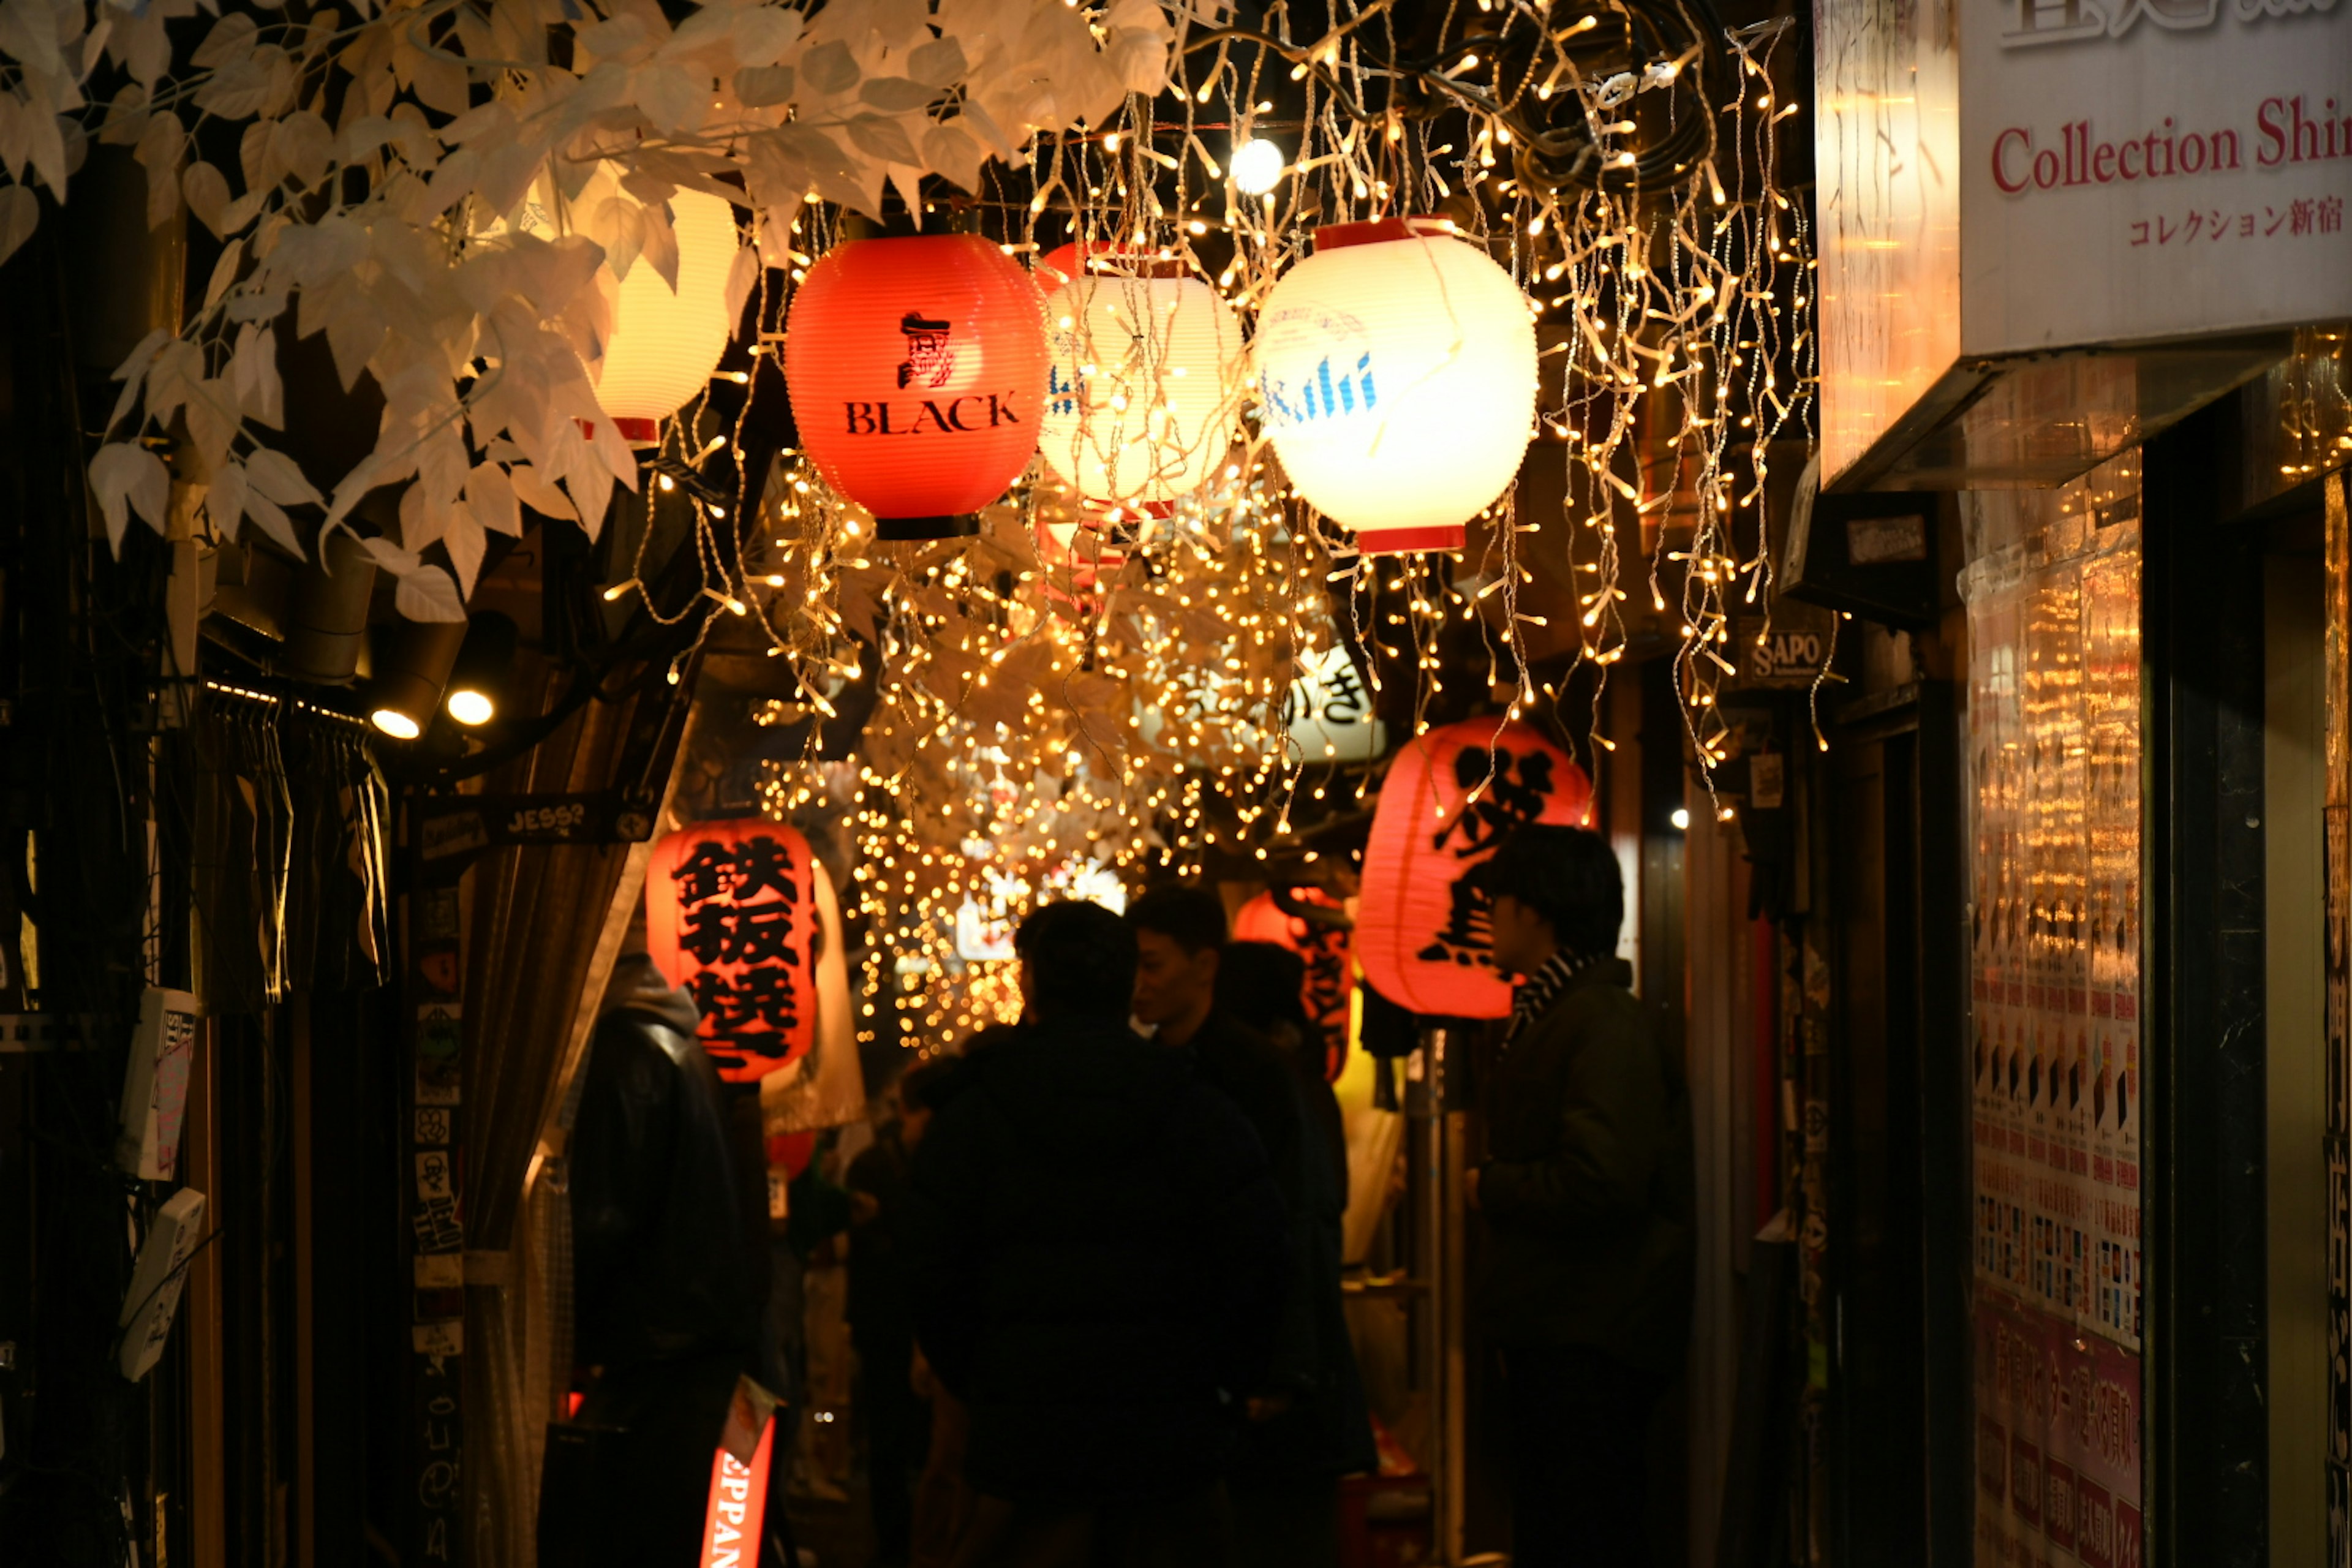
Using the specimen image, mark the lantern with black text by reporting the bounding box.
[1036,244,1243,517]
[647,819,820,1083]
[1233,886,1355,1080]
[784,234,1049,540]
[1354,717,1593,1019]
[1255,218,1537,556]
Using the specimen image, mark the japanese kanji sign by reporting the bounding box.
[1354,718,1593,1020]
[648,820,820,1083]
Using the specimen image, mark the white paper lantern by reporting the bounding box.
[592,183,739,443]
[518,166,741,445]
[1255,218,1537,555]
[1038,254,1243,519]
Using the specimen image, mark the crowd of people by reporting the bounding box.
[550,824,1694,1568]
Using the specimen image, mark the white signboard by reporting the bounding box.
[1283,644,1386,764]
[1962,0,2351,353]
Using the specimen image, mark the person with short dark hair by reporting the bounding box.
[1467,824,1695,1568]
[905,900,1290,1568]
[1126,889,1328,1566]
[848,1057,960,1567]
[1215,941,1378,1568]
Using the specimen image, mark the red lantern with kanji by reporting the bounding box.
[647,818,820,1083]
[783,234,1049,541]
[1232,886,1354,1080]
[1355,717,1594,1019]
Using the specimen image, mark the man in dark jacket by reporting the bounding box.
[1126,892,1323,1477]
[1215,940,1378,1568]
[849,1057,958,1567]
[1468,826,1695,1568]
[549,951,761,1568]
[907,900,1291,1568]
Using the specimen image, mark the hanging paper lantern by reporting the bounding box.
[1255,218,1538,556]
[1283,643,1387,764]
[1354,716,1594,1019]
[784,234,1049,540]
[594,186,741,443]
[646,818,821,1084]
[1232,886,1355,1080]
[1035,243,1243,518]
[519,167,741,446]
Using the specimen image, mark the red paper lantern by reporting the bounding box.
[647,818,820,1084]
[783,234,1049,541]
[1354,717,1594,1019]
[1232,886,1354,1080]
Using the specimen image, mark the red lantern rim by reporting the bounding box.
[1313,216,1460,252]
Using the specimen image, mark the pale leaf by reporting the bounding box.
[230,323,284,428]
[361,536,421,575]
[442,500,485,598]
[206,461,249,541]
[507,464,576,521]
[394,563,466,622]
[246,447,323,507]
[184,377,240,476]
[466,462,520,535]
[729,6,801,66]
[639,202,679,291]
[566,462,612,543]
[88,442,168,553]
[845,113,918,165]
[858,76,933,113]
[244,492,300,556]
[182,159,231,238]
[97,84,149,147]
[635,62,703,135]
[801,39,859,94]
[270,110,332,189]
[734,65,794,107]
[905,37,966,88]
[202,236,244,310]
[398,483,446,551]
[192,13,258,69]
[592,194,645,281]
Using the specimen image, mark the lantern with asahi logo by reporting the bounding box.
[784,235,1049,540]
[1256,219,1537,556]
[1036,244,1243,522]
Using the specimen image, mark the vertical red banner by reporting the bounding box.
[699,1414,776,1568]
[647,820,820,1084]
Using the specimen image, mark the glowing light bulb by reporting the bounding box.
[447,688,494,726]
[1230,138,1286,196]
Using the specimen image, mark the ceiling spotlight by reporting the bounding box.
[1231,138,1286,196]
[368,619,467,741]
[444,611,518,728]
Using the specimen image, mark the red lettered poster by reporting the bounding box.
[648,820,820,1084]
[700,1414,776,1568]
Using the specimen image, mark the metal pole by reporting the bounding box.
[1413,1021,1471,1566]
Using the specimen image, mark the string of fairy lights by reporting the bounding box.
[707,1,1820,1047]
